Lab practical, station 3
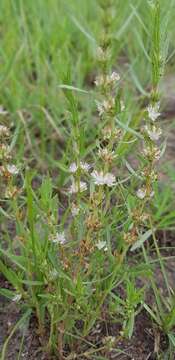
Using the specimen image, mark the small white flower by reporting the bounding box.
[12,294,22,302]
[136,188,146,199]
[147,102,161,121]
[108,71,120,83]
[96,241,108,251]
[0,106,8,115]
[6,164,19,175]
[0,125,9,137]
[51,231,66,245]
[91,170,106,186]
[68,181,87,194]
[144,125,162,141]
[91,170,116,187]
[69,162,78,173]
[71,203,80,217]
[69,161,90,173]
[104,173,116,187]
[80,161,91,172]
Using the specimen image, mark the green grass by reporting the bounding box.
[0,1,175,359]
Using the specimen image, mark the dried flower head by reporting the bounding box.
[86,214,101,231]
[0,144,11,160]
[142,168,158,181]
[0,125,10,137]
[143,145,161,161]
[98,147,116,163]
[96,98,115,116]
[5,186,18,199]
[101,125,121,140]
[123,229,137,245]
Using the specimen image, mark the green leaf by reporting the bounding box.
[0,288,16,300]
[0,260,21,289]
[131,230,152,251]
[168,333,175,347]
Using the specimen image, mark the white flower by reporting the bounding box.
[144,125,162,141]
[68,180,87,194]
[0,125,9,137]
[91,170,106,185]
[107,71,120,83]
[0,106,8,115]
[71,203,80,217]
[147,102,161,121]
[69,162,78,173]
[69,161,91,173]
[136,188,146,199]
[12,294,22,302]
[91,170,116,187]
[96,241,108,251]
[6,164,19,175]
[80,161,91,172]
[104,173,116,187]
[51,232,66,245]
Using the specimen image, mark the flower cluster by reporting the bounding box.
[136,101,162,201]
[0,107,19,199]
[124,102,163,245]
